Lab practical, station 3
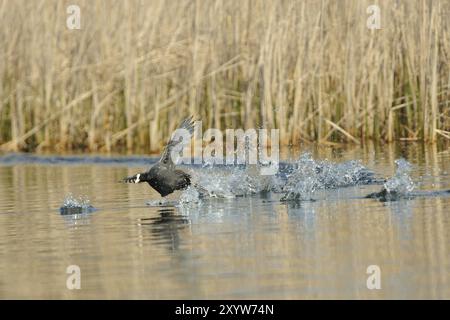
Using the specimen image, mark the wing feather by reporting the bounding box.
[159,116,195,167]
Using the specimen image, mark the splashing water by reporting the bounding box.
[281,153,375,201]
[60,194,96,215]
[150,157,418,204]
[185,153,375,201]
[190,165,279,198]
[179,186,201,205]
[146,198,172,206]
[383,159,416,196]
[383,158,415,194]
[365,158,416,202]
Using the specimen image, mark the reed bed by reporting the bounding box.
[0,0,449,152]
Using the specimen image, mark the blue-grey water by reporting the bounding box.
[0,144,449,299]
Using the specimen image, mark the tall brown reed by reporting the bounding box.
[0,0,449,153]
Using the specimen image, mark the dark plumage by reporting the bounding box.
[122,116,195,197]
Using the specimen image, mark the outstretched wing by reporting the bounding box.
[159,116,195,167]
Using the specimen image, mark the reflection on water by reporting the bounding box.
[0,143,449,299]
[138,207,190,251]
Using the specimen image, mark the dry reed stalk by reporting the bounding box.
[0,0,449,153]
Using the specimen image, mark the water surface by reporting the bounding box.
[0,144,449,299]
